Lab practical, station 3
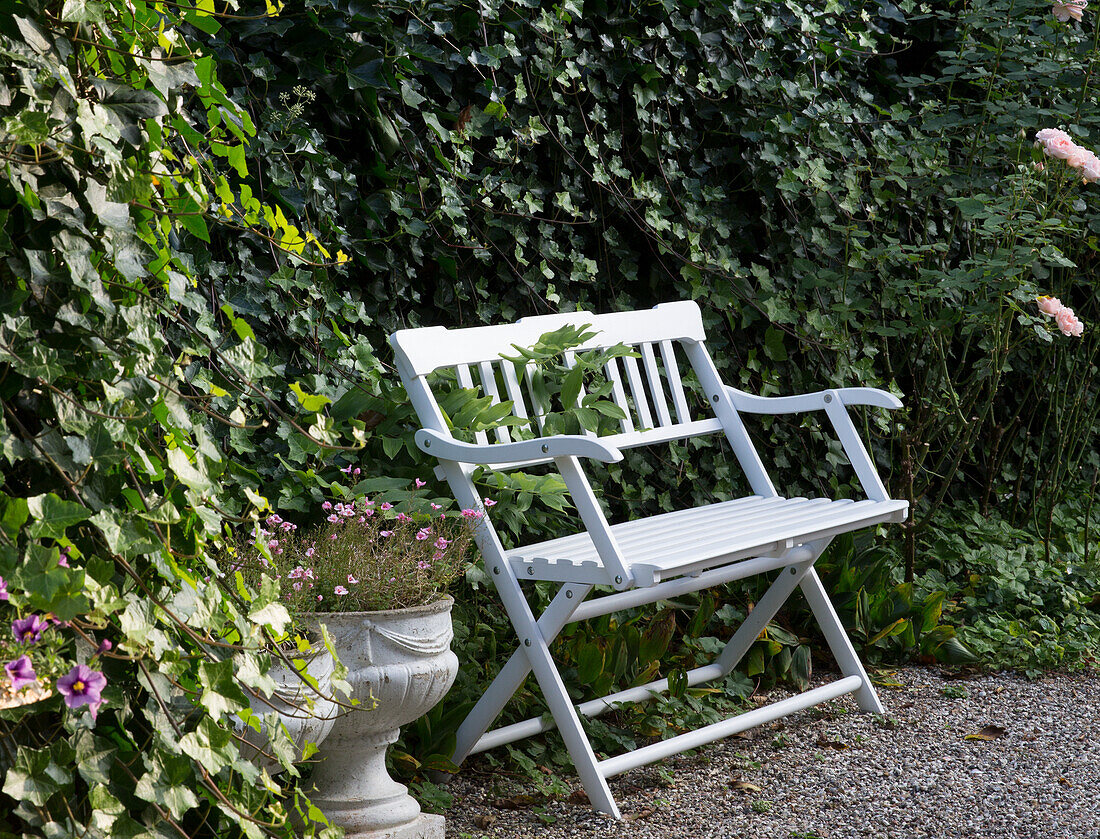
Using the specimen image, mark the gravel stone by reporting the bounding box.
[442,666,1100,839]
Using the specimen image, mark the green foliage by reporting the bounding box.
[500,324,633,437]
[0,0,355,834]
[5,0,1100,826]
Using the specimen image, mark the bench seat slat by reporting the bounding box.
[508,496,909,586]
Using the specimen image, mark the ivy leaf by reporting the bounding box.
[178,717,235,774]
[289,382,332,412]
[166,446,214,495]
[198,659,250,718]
[3,745,72,806]
[134,753,199,818]
[26,493,89,540]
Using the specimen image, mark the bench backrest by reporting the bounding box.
[390,301,777,496]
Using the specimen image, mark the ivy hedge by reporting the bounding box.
[2,0,1100,834]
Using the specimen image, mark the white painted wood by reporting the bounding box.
[824,390,890,502]
[478,361,511,443]
[555,456,633,589]
[640,342,672,427]
[729,385,903,414]
[682,341,778,498]
[597,676,863,778]
[500,360,532,435]
[389,301,906,821]
[800,567,885,713]
[414,428,622,465]
[660,339,691,423]
[389,301,706,375]
[622,353,654,430]
[455,364,488,446]
[522,361,547,434]
[507,496,908,586]
[604,356,635,434]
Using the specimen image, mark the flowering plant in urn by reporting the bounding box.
[227,481,480,838]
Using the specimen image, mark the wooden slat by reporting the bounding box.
[478,361,511,443]
[523,362,546,434]
[604,357,635,434]
[660,339,691,423]
[456,364,488,446]
[640,342,672,427]
[507,497,909,581]
[389,301,707,375]
[501,361,533,436]
[622,354,654,430]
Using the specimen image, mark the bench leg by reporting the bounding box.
[715,545,817,676]
[451,582,592,768]
[799,566,884,714]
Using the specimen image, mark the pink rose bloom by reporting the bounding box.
[1036,128,1073,145]
[1052,0,1086,22]
[1056,307,1085,337]
[1082,154,1100,182]
[1064,144,1095,169]
[1037,296,1063,316]
[1043,135,1080,160]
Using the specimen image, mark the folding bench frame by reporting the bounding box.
[389,301,907,819]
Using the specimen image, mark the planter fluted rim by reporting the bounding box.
[303,594,455,622]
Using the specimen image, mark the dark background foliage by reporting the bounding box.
[3,0,1100,833]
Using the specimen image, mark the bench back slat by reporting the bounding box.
[477,361,512,443]
[455,363,489,446]
[390,301,771,480]
[622,354,654,431]
[640,342,673,428]
[659,339,691,423]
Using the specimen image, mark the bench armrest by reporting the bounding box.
[726,385,900,503]
[727,386,902,414]
[414,428,624,465]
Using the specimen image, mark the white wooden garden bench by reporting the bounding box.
[389,301,907,818]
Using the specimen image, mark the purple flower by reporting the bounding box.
[379,530,394,538]
[57,664,107,719]
[434,537,450,550]
[322,501,332,511]
[327,514,339,523]
[416,528,431,541]
[5,655,36,690]
[57,554,69,568]
[0,576,8,602]
[415,478,427,488]
[96,639,112,655]
[417,560,431,570]
[13,615,47,644]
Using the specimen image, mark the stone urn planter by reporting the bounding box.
[310,596,459,839]
[240,641,339,774]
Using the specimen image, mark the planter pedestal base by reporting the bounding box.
[340,813,444,839]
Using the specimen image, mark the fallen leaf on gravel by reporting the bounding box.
[472,814,497,829]
[1058,777,1073,787]
[816,737,849,750]
[623,806,657,822]
[729,779,763,793]
[566,789,589,806]
[492,793,543,809]
[964,725,1006,741]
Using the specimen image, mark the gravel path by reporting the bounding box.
[442,666,1100,839]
